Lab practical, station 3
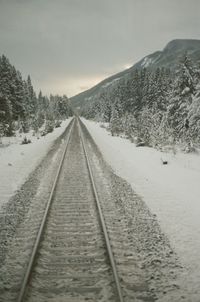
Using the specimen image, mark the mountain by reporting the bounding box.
[134,39,200,69]
[70,39,200,109]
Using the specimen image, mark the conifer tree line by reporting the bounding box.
[82,55,200,150]
[0,55,72,138]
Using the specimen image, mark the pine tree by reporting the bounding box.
[26,75,38,116]
[128,69,141,115]
[188,84,200,142]
[0,93,13,136]
[12,69,26,121]
[122,112,137,141]
[110,107,122,136]
[167,54,195,141]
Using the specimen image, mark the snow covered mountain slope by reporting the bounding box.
[71,39,200,109]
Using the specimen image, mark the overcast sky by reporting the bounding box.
[0,0,200,97]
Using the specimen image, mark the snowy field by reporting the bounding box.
[83,118,200,297]
[0,118,72,210]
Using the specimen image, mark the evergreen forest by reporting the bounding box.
[81,55,200,151]
[0,55,72,139]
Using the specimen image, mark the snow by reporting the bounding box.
[0,118,72,210]
[181,86,190,95]
[141,56,153,67]
[83,118,200,298]
[141,55,161,68]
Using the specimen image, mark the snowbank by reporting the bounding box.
[83,118,200,296]
[0,119,72,210]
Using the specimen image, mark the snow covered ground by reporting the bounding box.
[0,118,72,210]
[83,118,200,298]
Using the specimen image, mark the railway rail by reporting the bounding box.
[16,117,124,302]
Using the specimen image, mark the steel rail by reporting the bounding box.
[78,118,124,302]
[17,117,75,302]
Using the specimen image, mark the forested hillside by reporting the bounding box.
[0,55,72,139]
[81,54,200,151]
[71,39,200,110]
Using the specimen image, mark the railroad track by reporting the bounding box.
[16,117,124,302]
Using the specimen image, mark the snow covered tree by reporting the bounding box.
[10,69,25,121]
[122,112,138,141]
[26,75,38,117]
[0,93,13,136]
[188,84,200,142]
[167,54,196,143]
[110,107,123,136]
